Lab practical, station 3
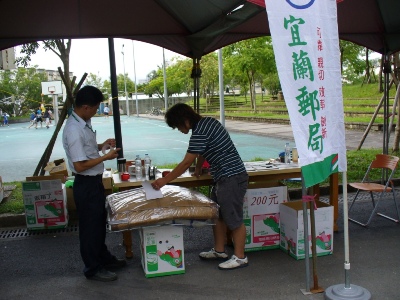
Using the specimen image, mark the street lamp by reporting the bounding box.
[132,40,139,117]
[121,44,130,117]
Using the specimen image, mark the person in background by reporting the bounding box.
[103,104,110,118]
[48,109,53,124]
[36,107,43,128]
[43,109,50,129]
[151,103,249,270]
[2,112,9,126]
[62,85,126,282]
[28,111,37,129]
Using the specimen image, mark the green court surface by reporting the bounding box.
[0,116,286,182]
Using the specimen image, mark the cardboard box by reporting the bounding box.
[243,184,288,252]
[22,179,68,230]
[44,158,68,177]
[64,170,114,212]
[102,169,113,192]
[139,225,185,278]
[279,200,333,260]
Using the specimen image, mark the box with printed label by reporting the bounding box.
[22,179,68,230]
[139,225,185,278]
[44,158,68,177]
[279,200,333,260]
[243,184,288,252]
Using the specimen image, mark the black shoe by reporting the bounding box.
[104,256,127,269]
[88,268,117,282]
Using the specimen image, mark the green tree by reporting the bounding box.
[199,53,218,107]
[339,40,365,83]
[17,39,86,176]
[223,37,276,111]
[0,67,48,116]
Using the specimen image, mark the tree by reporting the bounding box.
[0,67,48,116]
[199,53,218,107]
[339,40,365,83]
[223,37,276,111]
[17,39,86,176]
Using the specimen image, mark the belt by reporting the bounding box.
[75,173,103,178]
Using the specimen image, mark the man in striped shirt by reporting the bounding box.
[151,103,249,270]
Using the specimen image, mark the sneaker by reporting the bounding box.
[199,248,228,260]
[218,255,248,270]
[104,256,127,269]
[88,268,117,282]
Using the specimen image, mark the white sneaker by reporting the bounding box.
[199,248,228,260]
[218,255,248,270]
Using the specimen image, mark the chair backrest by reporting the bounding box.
[370,154,399,171]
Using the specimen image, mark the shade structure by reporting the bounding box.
[1,1,400,57]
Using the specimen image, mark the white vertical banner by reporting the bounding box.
[265,0,347,187]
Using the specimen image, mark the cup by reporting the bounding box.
[121,172,130,181]
[292,147,298,162]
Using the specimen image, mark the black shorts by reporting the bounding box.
[211,172,249,230]
[36,117,43,122]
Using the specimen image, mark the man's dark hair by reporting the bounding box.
[75,86,104,107]
[165,103,202,129]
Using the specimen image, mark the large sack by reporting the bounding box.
[106,185,219,231]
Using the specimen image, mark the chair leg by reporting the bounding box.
[349,190,370,226]
[348,190,361,212]
[370,191,376,208]
[376,189,400,223]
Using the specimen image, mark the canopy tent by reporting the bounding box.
[0,1,266,59]
[1,1,400,56]
[1,0,400,154]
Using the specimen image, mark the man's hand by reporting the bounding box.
[102,138,116,148]
[192,167,201,178]
[104,148,121,161]
[151,178,167,190]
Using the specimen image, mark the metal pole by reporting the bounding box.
[163,48,168,112]
[324,172,371,299]
[301,175,311,294]
[122,44,130,117]
[218,49,225,127]
[108,38,124,159]
[132,41,139,117]
[53,94,59,125]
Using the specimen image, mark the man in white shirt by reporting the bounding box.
[63,86,125,282]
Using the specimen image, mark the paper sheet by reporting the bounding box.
[141,181,163,200]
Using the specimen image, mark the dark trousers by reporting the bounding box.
[73,174,113,277]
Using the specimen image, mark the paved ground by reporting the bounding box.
[1,116,398,300]
[1,195,399,300]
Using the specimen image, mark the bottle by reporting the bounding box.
[284,142,291,164]
[144,154,151,176]
[135,155,142,180]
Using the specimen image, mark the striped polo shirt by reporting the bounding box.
[187,117,246,182]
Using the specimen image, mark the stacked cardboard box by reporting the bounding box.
[139,225,185,278]
[22,178,68,230]
[279,200,333,260]
[65,169,114,212]
[44,158,68,177]
[243,184,288,252]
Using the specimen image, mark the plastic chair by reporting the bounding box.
[348,154,400,227]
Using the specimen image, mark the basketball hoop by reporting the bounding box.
[48,86,56,94]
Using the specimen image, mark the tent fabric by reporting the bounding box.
[0,0,264,59]
[1,0,399,59]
